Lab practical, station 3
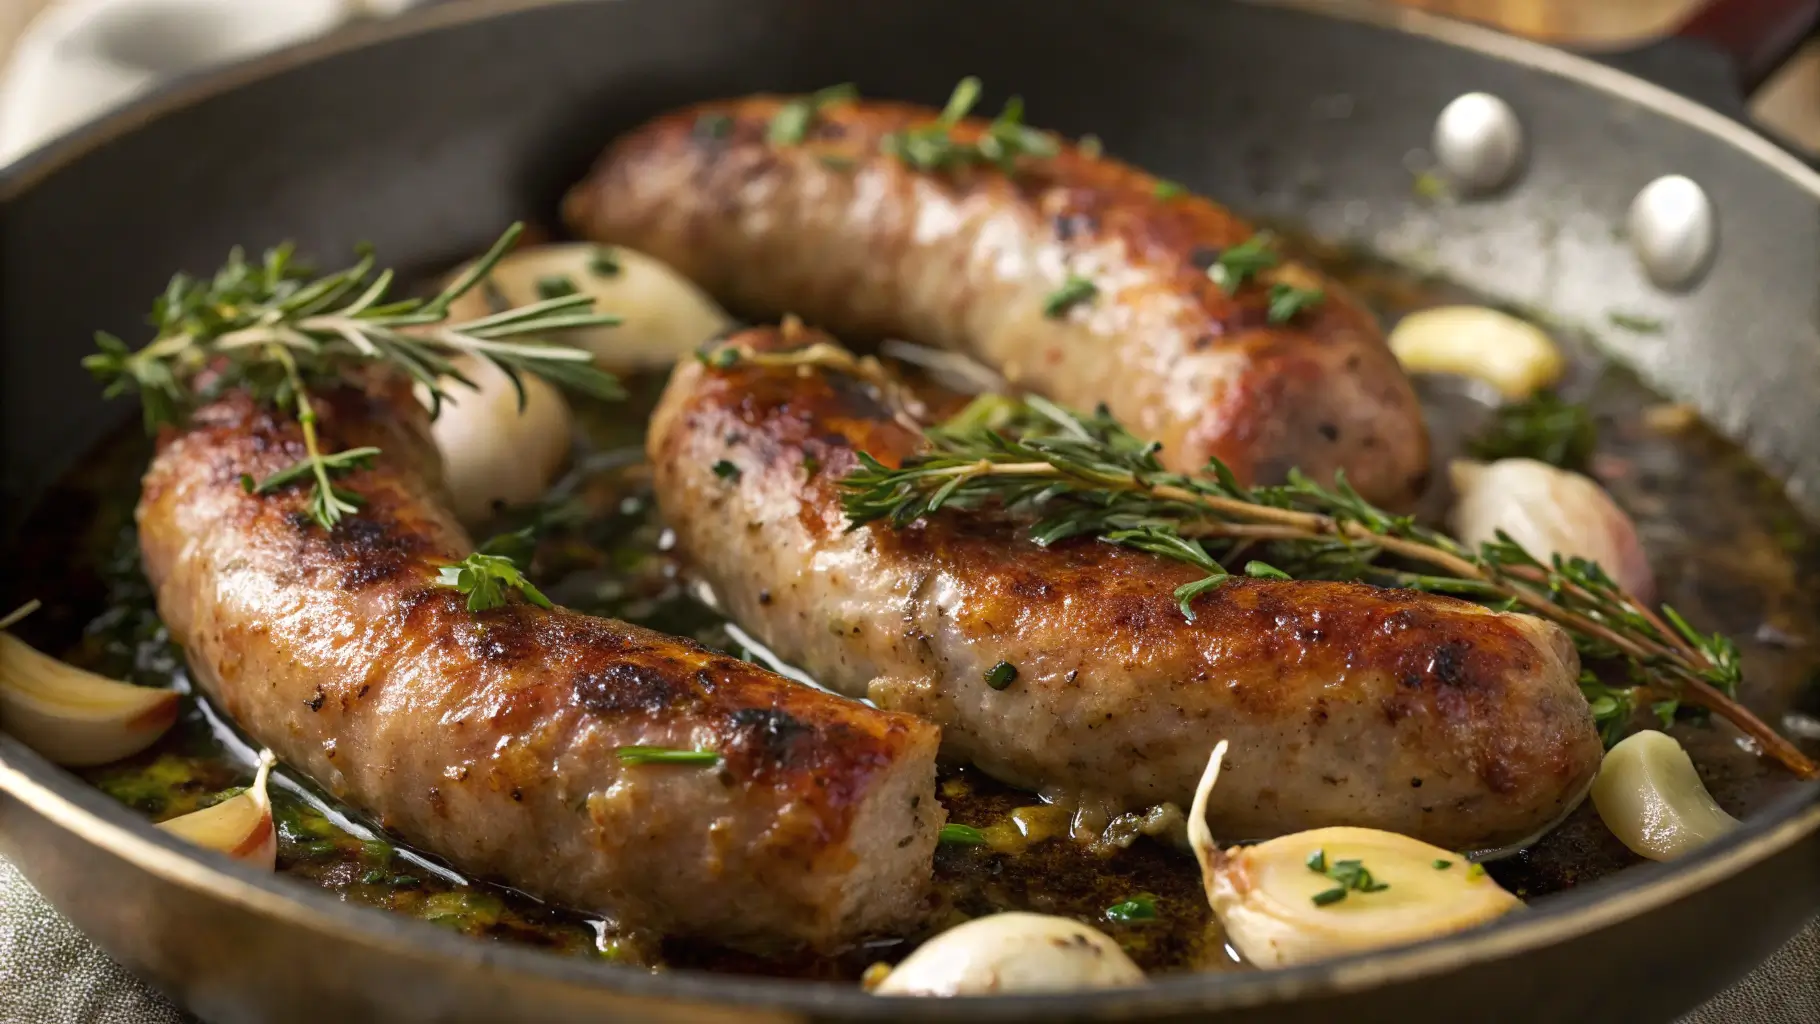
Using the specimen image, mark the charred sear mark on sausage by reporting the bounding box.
[727,707,813,767]
[572,661,697,717]
[311,513,430,589]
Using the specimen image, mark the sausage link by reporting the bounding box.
[136,382,941,950]
[567,94,1430,507]
[649,327,1602,851]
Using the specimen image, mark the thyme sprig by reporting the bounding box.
[835,393,1817,778]
[85,224,622,530]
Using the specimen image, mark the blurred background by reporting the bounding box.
[0,0,1816,165]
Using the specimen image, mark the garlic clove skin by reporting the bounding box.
[1388,305,1565,400]
[874,912,1144,996]
[1207,827,1521,968]
[442,243,733,373]
[0,633,180,767]
[1189,742,1520,969]
[1590,730,1738,862]
[158,749,278,870]
[1450,458,1656,604]
[416,354,574,527]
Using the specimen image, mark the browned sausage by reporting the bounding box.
[649,326,1602,852]
[567,93,1431,508]
[136,380,941,950]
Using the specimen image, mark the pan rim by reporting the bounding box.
[0,0,1816,1015]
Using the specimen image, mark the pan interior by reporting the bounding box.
[1,0,1818,1015]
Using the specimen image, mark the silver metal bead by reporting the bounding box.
[1432,92,1524,194]
[1627,175,1715,290]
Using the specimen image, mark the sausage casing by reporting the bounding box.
[650,327,1602,851]
[137,382,941,949]
[568,95,1431,507]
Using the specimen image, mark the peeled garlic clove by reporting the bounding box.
[1591,730,1737,861]
[875,913,1144,996]
[442,243,732,373]
[0,632,179,767]
[1389,305,1564,400]
[159,749,278,870]
[1189,742,1520,968]
[417,354,574,527]
[1450,458,1656,603]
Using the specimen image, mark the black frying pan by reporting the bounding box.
[1,1,1818,1021]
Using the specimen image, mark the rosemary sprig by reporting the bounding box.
[834,392,1817,778]
[85,223,623,531]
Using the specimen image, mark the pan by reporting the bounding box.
[1,0,1817,1020]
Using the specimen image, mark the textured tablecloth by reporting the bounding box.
[1,854,1815,1023]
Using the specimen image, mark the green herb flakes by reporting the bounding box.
[1305,848,1390,907]
[1266,283,1325,324]
[1104,893,1158,922]
[1607,311,1664,334]
[1209,233,1279,293]
[1043,276,1097,319]
[588,247,621,277]
[768,83,857,146]
[984,661,1019,690]
[535,275,579,300]
[694,112,734,140]
[615,746,721,766]
[938,823,986,845]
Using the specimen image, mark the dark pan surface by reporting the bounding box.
[0,1,1817,1021]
